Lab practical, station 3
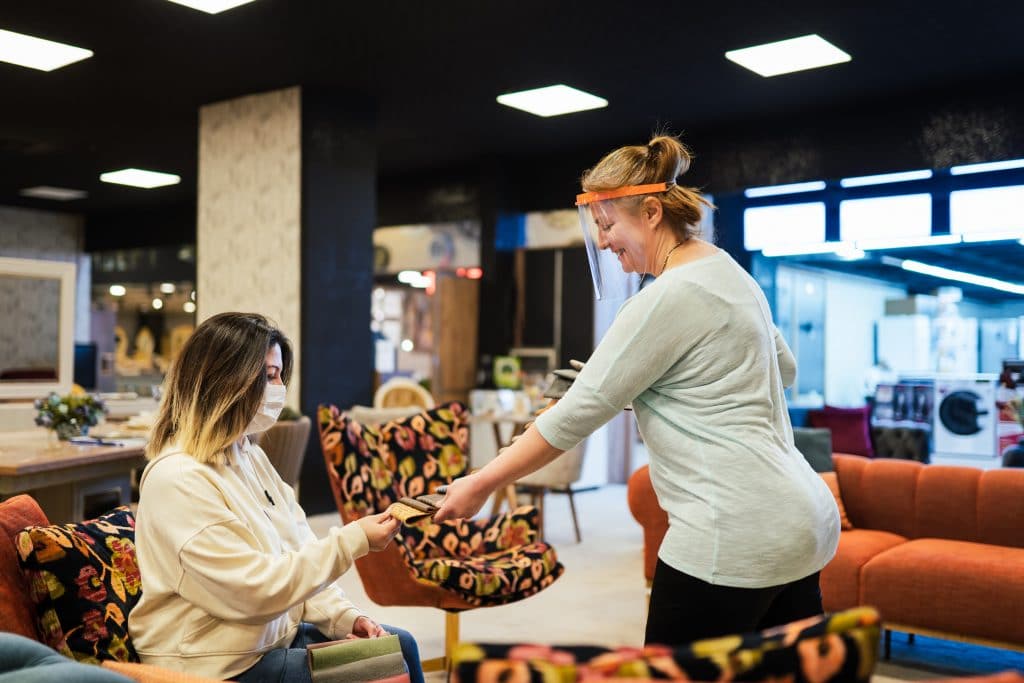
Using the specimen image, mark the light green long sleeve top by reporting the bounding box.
[534,250,839,588]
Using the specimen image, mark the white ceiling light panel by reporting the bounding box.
[0,29,92,71]
[725,34,850,77]
[497,85,607,117]
[164,0,257,14]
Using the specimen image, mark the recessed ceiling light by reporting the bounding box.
[109,285,126,297]
[152,298,164,310]
[19,186,87,201]
[0,29,92,72]
[183,301,197,313]
[160,282,175,294]
[164,0,257,14]
[100,168,180,189]
[725,34,850,77]
[497,84,608,117]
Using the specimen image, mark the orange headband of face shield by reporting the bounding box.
[575,182,673,207]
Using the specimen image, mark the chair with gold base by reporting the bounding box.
[317,400,564,672]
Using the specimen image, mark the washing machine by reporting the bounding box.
[933,375,999,459]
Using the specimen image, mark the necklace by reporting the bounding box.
[658,242,684,276]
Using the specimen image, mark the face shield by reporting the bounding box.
[575,182,671,300]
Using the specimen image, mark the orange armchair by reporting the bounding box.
[626,464,668,587]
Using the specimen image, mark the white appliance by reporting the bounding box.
[933,374,999,461]
[877,315,932,375]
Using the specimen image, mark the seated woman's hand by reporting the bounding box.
[351,615,389,638]
[355,511,400,551]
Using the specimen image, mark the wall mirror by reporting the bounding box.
[0,256,76,400]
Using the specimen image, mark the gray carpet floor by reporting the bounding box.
[306,484,1023,681]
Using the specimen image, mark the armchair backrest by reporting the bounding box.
[254,415,311,490]
[317,401,470,520]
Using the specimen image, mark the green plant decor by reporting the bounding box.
[34,392,108,440]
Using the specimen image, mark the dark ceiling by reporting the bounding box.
[2,0,1024,215]
[2,0,1024,302]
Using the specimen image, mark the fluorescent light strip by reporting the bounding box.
[855,235,962,250]
[840,170,933,187]
[761,242,849,257]
[100,168,180,189]
[961,230,1024,243]
[896,259,1024,296]
[725,34,850,77]
[497,84,607,117]
[163,0,257,13]
[744,181,826,198]
[19,186,87,201]
[950,158,1024,175]
[0,28,92,71]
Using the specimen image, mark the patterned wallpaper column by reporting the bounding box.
[197,87,302,404]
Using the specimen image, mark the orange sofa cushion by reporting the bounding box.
[915,465,981,542]
[861,538,1024,645]
[834,454,921,536]
[0,494,49,641]
[820,528,905,612]
[977,469,1024,549]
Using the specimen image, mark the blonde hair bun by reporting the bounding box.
[646,135,692,182]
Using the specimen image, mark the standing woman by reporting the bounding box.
[129,312,424,682]
[435,135,840,645]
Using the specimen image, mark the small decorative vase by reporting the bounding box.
[1002,438,1024,468]
[55,423,86,441]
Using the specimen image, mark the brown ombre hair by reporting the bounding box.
[146,312,293,465]
[581,134,714,242]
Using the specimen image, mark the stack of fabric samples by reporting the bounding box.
[306,634,408,683]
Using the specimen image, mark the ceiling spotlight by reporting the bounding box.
[109,284,126,297]
[725,34,850,77]
[152,298,164,310]
[163,0,257,14]
[183,301,197,313]
[497,84,608,117]
[400,339,414,352]
[0,28,92,72]
[190,290,196,301]
[159,282,175,294]
[19,186,87,201]
[100,168,180,189]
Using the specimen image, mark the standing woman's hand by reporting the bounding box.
[432,473,491,522]
[355,511,400,551]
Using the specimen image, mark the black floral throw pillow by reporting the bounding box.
[16,506,142,664]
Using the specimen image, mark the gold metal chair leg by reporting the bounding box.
[422,609,461,674]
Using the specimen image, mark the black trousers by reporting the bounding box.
[644,559,823,646]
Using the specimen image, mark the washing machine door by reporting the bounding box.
[938,390,989,435]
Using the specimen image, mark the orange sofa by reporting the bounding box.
[626,456,1024,652]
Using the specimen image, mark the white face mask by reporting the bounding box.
[246,383,287,434]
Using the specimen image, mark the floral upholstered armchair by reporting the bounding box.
[317,400,564,669]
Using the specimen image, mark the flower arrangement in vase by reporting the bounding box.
[34,391,108,441]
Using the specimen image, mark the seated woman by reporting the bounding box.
[128,312,423,683]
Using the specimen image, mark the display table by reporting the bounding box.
[0,430,147,522]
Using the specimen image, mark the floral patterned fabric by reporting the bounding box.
[318,401,564,607]
[15,507,142,664]
[452,607,881,683]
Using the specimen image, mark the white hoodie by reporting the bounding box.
[128,439,369,680]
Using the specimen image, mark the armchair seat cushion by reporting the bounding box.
[400,507,563,607]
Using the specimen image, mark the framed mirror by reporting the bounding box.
[0,256,76,400]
